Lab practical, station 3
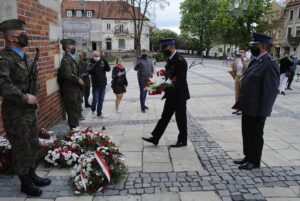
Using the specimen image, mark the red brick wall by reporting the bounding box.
[0,0,64,136]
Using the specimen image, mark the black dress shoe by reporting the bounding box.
[29,169,51,187]
[238,162,259,170]
[142,137,158,145]
[169,142,187,148]
[141,109,146,113]
[144,106,149,110]
[287,87,293,90]
[30,173,51,187]
[19,175,43,197]
[85,103,92,108]
[233,158,248,165]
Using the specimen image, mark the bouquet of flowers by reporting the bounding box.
[144,69,174,95]
[0,137,12,173]
[44,127,127,194]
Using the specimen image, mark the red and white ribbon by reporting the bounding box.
[94,151,111,183]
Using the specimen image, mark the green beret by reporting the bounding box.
[0,19,25,32]
[60,39,76,47]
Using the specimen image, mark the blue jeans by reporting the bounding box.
[91,86,106,116]
[138,79,147,111]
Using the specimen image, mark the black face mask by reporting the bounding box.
[250,46,260,57]
[17,33,29,47]
[141,54,147,58]
[70,48,76,55]
[163,49,172,57]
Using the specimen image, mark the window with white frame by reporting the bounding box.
[287,27,292,38]
[296,26,300,37]
[66,10,73,17]
[87,10,93,18]
[119,24,124,32]
[107,23,111,30]
[76,10,83,17]
[118,39,125,49]
[290,9,294,20]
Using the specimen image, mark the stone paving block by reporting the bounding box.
[47,168,71,177]
[55,196,93,201]
[122,151,142,168]
[0,198,25,201]
[143,162,173,172]
[170,141,203,172]
[258,187,299,197]
[266,199,300,201]
[143,151,170,163]
[25,199,54,201]
[180,191,221,201]
[93,196,141,201]
[141,192,180,201]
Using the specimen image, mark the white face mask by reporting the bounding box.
[94,57,100,61]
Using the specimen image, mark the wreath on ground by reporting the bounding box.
[0,127,127,195]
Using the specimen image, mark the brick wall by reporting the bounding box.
[0,0,64,136]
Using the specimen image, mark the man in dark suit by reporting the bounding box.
[233,33,280,170]
[142,39,190,148]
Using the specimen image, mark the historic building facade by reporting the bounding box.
[61,0,150,52]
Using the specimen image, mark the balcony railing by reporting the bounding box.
[114,28,129,35]
[288,36,300,46]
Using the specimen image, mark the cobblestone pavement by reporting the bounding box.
[1,59,300,201]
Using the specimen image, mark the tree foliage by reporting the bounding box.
[180,0,218,56]
[150,29,178,51]
[213,0,271,47]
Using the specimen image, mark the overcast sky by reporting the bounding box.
[154,0,183,34]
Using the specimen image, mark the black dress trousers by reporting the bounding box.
[151,97,187,143]
[242,114,266,166]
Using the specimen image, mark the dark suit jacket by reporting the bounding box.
[162,52,190,101]
[238,53,280,117]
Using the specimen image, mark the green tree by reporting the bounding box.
[213,0,271,48]
[150,29,178,51]
[180,0,218,56]
[178,32,198,54]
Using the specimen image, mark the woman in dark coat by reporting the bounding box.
[111,58,128,113]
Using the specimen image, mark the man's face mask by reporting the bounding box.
[70,47,76,55]
[17,33,29,47]
[250,45,260,57]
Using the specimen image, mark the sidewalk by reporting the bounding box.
[0,59,300,201]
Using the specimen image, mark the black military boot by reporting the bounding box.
[29,168,51,187]
[19,175,42,196]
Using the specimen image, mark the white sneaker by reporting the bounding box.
[116,109,122,113]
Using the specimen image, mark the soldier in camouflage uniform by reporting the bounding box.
[0,19,51,197]
[79,51,91,107]
[60,39,84,130]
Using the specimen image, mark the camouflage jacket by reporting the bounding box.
[0,47,38,110]
[60,54,82,95]
[78,59,89,78]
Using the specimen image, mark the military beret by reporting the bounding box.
[60,39,76,46]
[0,19,26,32]
[160,38,176,48]
[250,33,272,45]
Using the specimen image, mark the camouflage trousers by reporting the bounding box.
[63,92,82,129]
[2,109,39,176]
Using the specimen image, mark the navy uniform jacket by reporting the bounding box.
[162,52,190,101]
[238,53,280,117]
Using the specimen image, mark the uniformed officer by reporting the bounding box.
[142,39,190,147]
[233,33,280,170]
[60,39,84,130]
[0,19,51,196]
[78,51,91,107]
